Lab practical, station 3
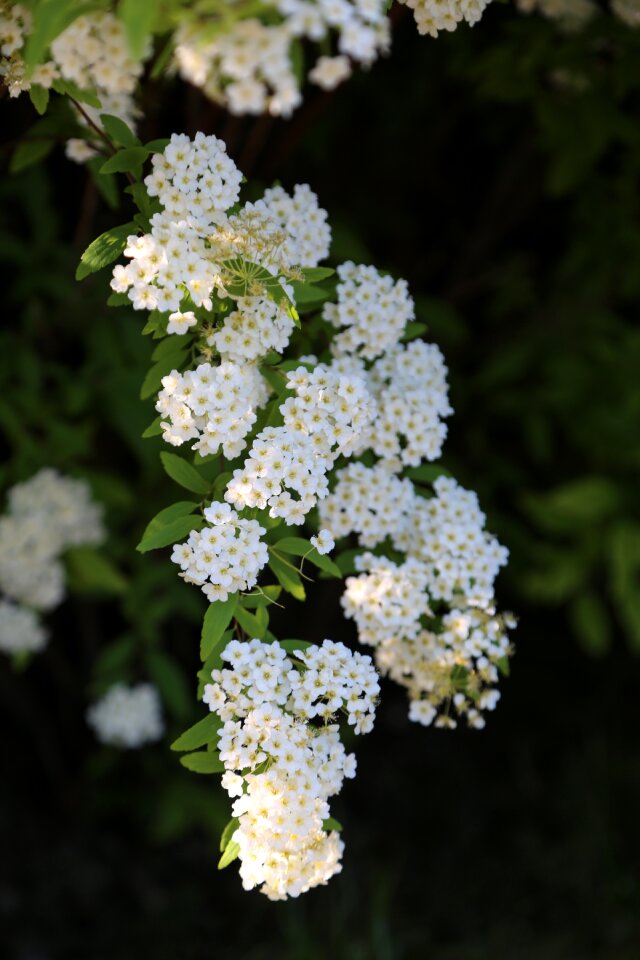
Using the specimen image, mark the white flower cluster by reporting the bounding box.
[342,554,433,646]
[156,361,269,458]
[0,9,147,160]
[395,475,509,603]
[225,363,373,525]
[171,503,269,603]
[325,262,415,361]
[208,295,297,364]
[174,1,389,117]
[174,19,301,118]
[87,683,164,748]
[0,469,104,656]
[0,3,56,97]
[0,600,48,656]
[55,13,148,163]
[320,462,415,547]
[111,134,328,325]
[397,0,493,37]
[366,340,452,466]
[326,467,511,727]
[203,637,379,899]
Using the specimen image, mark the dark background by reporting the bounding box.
[1,6,640,958]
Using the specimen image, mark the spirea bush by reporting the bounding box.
[0,0,565,904]
[54,126,512,896]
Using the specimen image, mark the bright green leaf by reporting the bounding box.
[160,452,210,495]
[100,113,141,148]
[201,595,238,660]
[179,751,224,774]
[99,146,149,175]
[268,552,306,601]
[29,84,49,115]
[171,713,222,752]
[76,222,136,281]
[136,513,203,553]
[219,818,239,853]
[218,840,240,870]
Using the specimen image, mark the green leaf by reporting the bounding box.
[29,84,49,115]
[301,267,335,282]
[171,713,222,752]
[218,840,240,870]
[51,77,101,108]
[401,321,428,342]
[141,340,189,399]
[322,817,343,833]
[99,146,149,176]
[568,592,612,657]
[278,639,313,655]
[290,281,332,310]
[145,138,171,153]
[76,222,136,281]
[142,416,163,438]
[201,595,238,660]
[136,514,203,553]
[100,113,141,148]
[334,549,362,576]
[160,452,210,495]
[235,605,271,641]
[146,650,192,719]
[65,547,127,594]
[521,477,620,534]
[271,536,309,556]
[87,156,119,210]
[117,0,155,59]
[268,552,306,601]
[10,138,54,174]
[138,500,198,543]
[151,336,190,364]
[22,0,88,72]
[497,656,511,677]
[179,751,224,774]
[306,550,342,579]
[239,586,282,608]
[260,367,289,399]
[404,464,451,485]
[199,629,234,684]
[219,818,240,853]
[93,636,135,679]
[107,291,131,307]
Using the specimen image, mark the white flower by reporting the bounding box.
[309,55,352,90]
[167,310,197,335]
[311,530,335,555]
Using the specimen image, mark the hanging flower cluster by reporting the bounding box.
[0,469,104,657]
[71,127,516,898]
[204,638,379,899]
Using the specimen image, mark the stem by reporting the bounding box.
[68,97,136,185]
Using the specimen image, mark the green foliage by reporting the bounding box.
[200,596,238,660]
[179,751,225,774]
[171,713,222,752]
[65,547,128,594]
[159,452,210,495]
[76,222,136,281]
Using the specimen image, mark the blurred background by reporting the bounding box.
[2,5,640,958]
